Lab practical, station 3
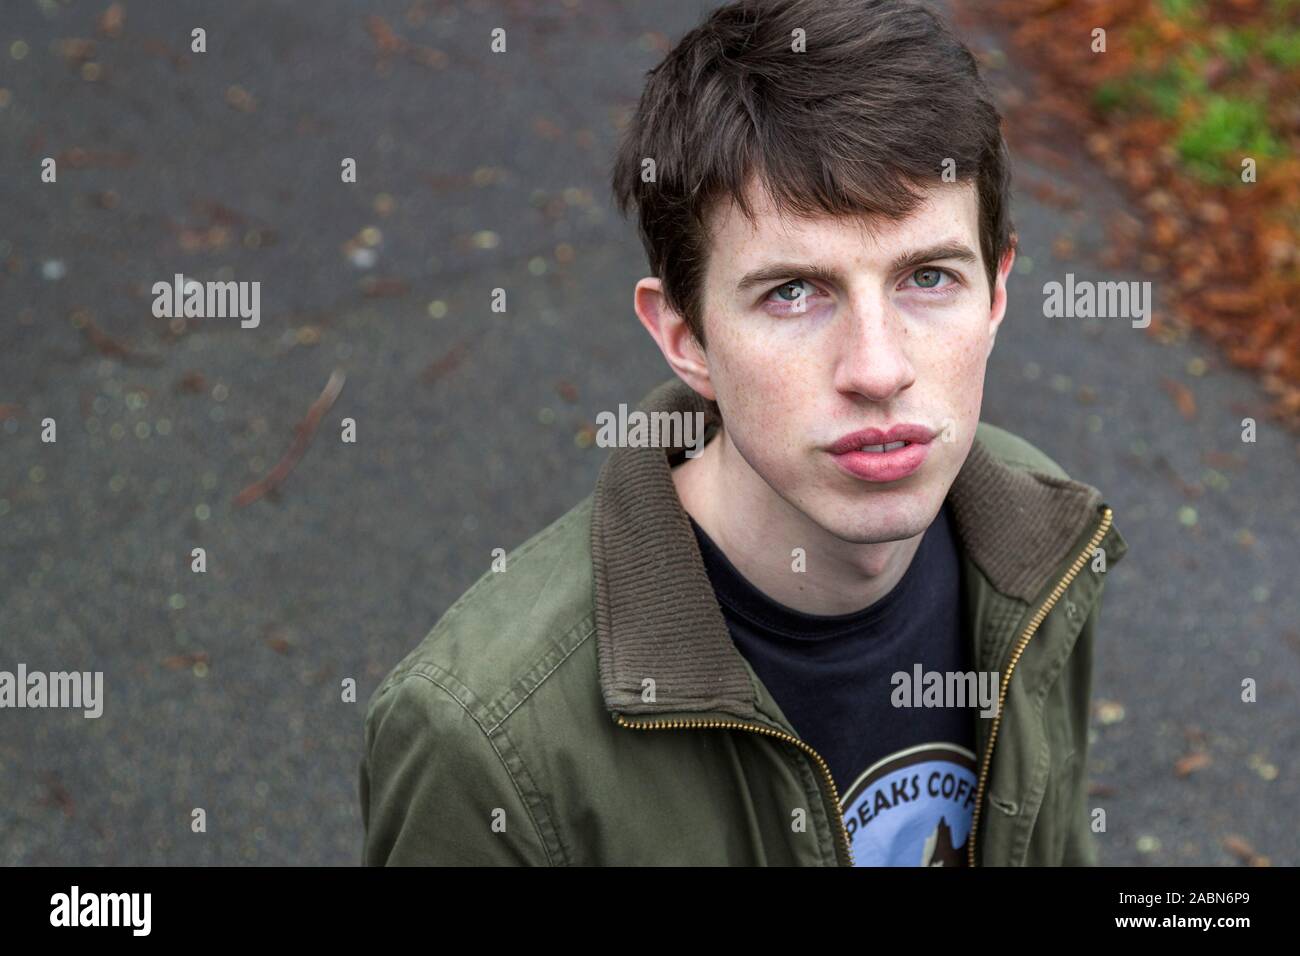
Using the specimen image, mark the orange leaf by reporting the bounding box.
[1175,752,1211,777]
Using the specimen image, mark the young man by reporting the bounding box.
[360,0,1128,866]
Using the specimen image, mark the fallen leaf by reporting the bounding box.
[174,370,208,394]
[1160,377,1197,421]
[161,651,209,671]
[1222,834,1264,865]
[422,340,471,384]
[97,2,125,38]
[233,369,346,508]
[1175,752,1211,777]
[225,85,257,113]
[360,276,408,298]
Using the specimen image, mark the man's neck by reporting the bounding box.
[672,425,927,616]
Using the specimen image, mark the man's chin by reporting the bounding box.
[811,489,944,545]
[827,522,931,547]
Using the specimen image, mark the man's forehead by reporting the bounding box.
[711,177,980,253]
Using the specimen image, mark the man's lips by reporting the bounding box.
[825,424,936,455]
[825,424,935,483]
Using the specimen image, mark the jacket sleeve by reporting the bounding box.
[1059,600,1101,867]
[359,672,551,866]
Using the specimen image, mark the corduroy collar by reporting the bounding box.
[591,377,1105,718]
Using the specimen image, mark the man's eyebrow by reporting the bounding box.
[733,242,980,296]
[889,242,979,275]
[734,262,845,295]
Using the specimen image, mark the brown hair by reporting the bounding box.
[611,0,1014,347]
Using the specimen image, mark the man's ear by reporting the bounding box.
[633,277,716,400]
[987,240,1016,356]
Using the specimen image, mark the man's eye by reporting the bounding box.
[907,267,953,290]
[769,279,814,305]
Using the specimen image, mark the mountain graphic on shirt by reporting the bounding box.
[922,815,967,866]
[840,741,977,866]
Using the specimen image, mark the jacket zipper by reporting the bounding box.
[614,714,854,866]
[966,505,1114,867]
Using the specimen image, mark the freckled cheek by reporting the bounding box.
[711,327,818,442]
[941,330,990,423]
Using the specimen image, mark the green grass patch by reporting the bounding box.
[1209,27,1257,68]
[1158,0,1204,22]
[1093,60,1207,119]
[1175,95,1284,183]
[1261,30,1300,68]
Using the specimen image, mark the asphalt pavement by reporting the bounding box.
[1,0,1295,865]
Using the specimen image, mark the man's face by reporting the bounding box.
[692,177,1011,545]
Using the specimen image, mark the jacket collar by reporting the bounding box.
[591,377,1106,719]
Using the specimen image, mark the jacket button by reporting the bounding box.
[1065,599,1079,620]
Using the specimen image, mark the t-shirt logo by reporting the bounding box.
[839,742,977,866]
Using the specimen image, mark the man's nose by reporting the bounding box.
[831,295,917,402]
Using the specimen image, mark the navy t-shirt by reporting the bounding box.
[688,501,977,866]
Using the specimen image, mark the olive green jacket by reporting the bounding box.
[360,378,1129,865]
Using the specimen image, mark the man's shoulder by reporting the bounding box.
[974,421,1071,481]
[366,494,597,724]
[971,419,1130,603]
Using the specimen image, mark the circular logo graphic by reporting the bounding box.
[839,742,977,866]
